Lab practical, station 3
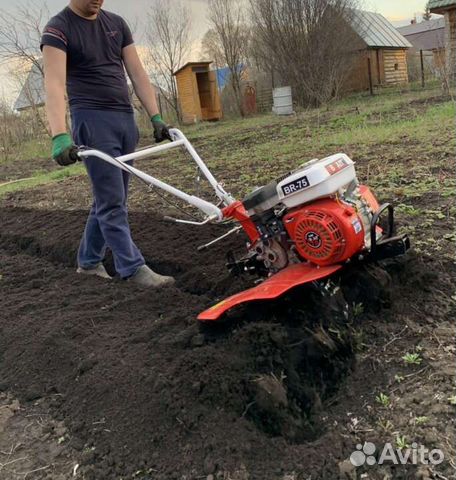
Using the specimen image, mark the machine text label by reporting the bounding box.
[281,176,310,196]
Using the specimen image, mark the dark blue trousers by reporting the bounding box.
[71,109,145,278]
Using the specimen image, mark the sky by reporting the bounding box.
[0,0,429,30]
[364,0,430,23]
[0,0,434,103]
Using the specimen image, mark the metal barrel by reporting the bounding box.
[272,86,293,115]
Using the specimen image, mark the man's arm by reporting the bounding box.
[42,45,78,165]
[122,44,160,117]
[42,45,67,136]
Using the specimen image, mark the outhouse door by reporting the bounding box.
[208,70,222,120]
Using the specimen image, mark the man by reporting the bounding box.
[41,0,175,287]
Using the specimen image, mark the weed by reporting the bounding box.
[414,416,429,426]
[402,353,422,365]
[352,302,364,318]
[377,419,394,432]
[396,436,409,450]
[396,204,423,217]
[443,233,456,241]
[376,393,390,407]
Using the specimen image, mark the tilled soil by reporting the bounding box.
[1,206,454,480]
[0,393,80,480]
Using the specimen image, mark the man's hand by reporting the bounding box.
[151,114,171,143]
[52,133,79,166]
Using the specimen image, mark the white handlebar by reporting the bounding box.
[78,129,235,223]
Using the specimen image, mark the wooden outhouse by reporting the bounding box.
[345,11,412,91]
[174,62,222,124]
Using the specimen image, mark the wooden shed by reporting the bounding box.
[174,62,222,124]
[345,11,412,91]
[429,0,456,80]
[398,18,446,75]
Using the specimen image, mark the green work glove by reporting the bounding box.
[52,133,79,166]
[151,114,171,143]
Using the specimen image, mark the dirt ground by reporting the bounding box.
[0,90,455,480]
[0,393,80,479]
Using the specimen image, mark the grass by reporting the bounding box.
[0,163,85,197]
[0,137,49,165]
[18,137,49,161]
[321,102,454,147]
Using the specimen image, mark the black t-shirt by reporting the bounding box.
[40,7,134,112]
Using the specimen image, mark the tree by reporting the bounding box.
[249,0,362,107]
[145,0,191,123]
[201,29,225,68]
[208,0,250,117]
[0,1,50,132]
[0,1,48,75]
[423,2,432,21]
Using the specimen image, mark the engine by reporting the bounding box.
[283,198,366,266]
[241,154,379,273]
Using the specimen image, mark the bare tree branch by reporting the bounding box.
[0,0,49,75]
[208,0,250,117]
[249,0,362,106]
[201,29,225,68]
[144,0,192,123]
[0,1,49,133]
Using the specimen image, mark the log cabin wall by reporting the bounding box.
[343,47,409,92]
[344,50,383,91]
[382,49,409,84]
[445,9,456,78]
[429,2,456,79]
[433,48,446,71]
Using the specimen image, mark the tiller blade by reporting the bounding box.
[197,263,342,322]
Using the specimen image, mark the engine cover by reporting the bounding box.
[283,198,365,266]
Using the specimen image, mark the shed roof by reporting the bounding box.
[428,0,456,13]
[173,62,212,76]
[397,18,445,35]
[397,18,445,51]
[14,62,45,111]
[351,10,412,49]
